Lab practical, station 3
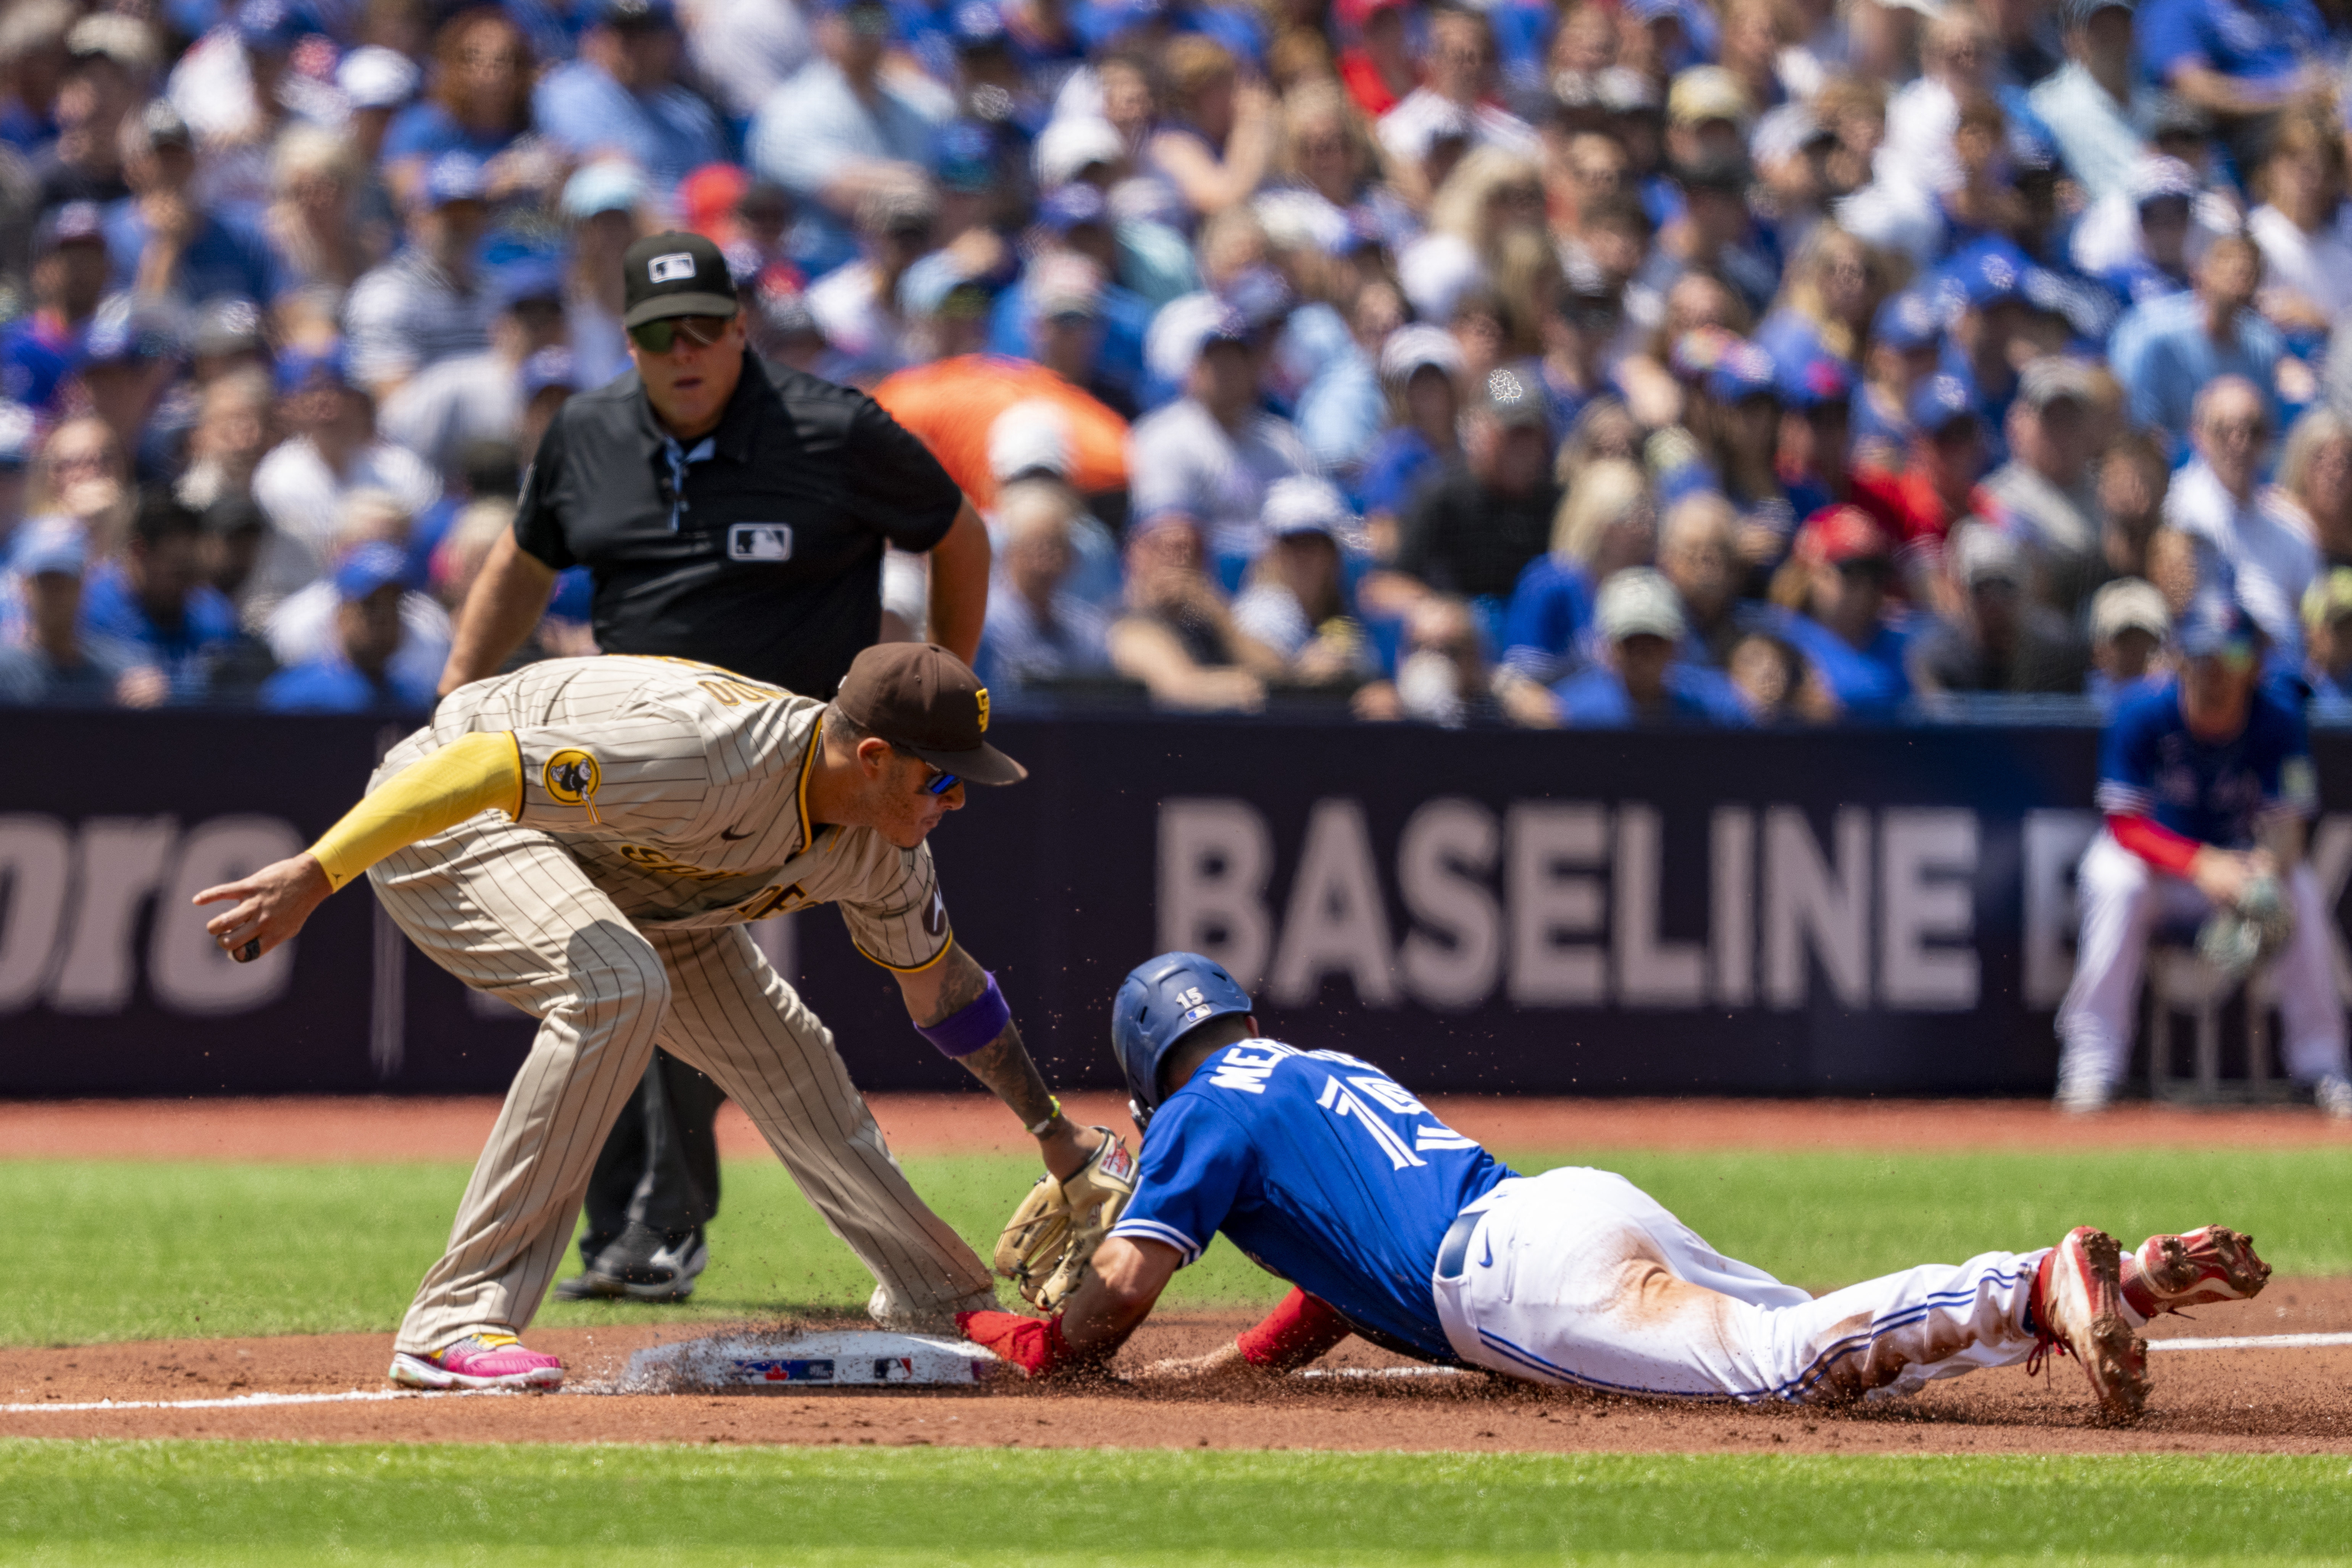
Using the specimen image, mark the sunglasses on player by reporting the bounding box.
[628,314,733,354]
[890,744,960,796]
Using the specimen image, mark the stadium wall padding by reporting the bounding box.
[7,709,2351,1096]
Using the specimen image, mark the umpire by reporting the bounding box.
[438,230,991,1301]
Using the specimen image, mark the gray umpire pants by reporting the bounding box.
[368,820,995,1356]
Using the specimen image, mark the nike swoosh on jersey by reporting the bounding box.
[720,826,755,840]
[1479,1234,1493,1269]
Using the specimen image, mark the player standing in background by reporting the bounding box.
[2056,598,2352,1116]
[193,642,1118,1391]
[435,229,995,1302]
[960,953,2275,1424]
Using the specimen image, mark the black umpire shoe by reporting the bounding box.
[551,1223,709,1303]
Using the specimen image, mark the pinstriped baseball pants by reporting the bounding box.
[370,822,995,1355]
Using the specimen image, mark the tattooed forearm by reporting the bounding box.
[901,946,1065,1130]
[957,1029,1060,1130]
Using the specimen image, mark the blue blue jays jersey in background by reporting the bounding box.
[1109,1041,1513,1363]
[2094,677,2315,849]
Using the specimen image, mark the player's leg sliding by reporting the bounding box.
[1426,1168,2265,1423]
[2123,1225,2271,1314]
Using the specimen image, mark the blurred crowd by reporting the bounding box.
[3,0,2352,723]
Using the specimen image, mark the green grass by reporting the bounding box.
[7,1147,2350,1348]
[2,1443,2349,1566]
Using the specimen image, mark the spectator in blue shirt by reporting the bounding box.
[78,486,241,701]
[2110,229,2282,457]
[260,542,438,712]
[2134,0,2329,124]
[1761,503,1914,719]
[105,99,280,308]
[976,481,1116,691]
[0,518,136,706]
[2,202,110,411]
[1357,325,1462,552]
[1552,567,1753,726]
[382,7,541,201]
[749,0,944,252]
[342,152,497,398]
[2031,0,2160,205]
[534,0,728,190]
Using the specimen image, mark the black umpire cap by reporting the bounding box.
[620,231,740,329]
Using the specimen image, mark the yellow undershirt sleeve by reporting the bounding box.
[308,731,526,892]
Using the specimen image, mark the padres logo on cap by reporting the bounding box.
[545,749,601,805]
[975,688,990,732]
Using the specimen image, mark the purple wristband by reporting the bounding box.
[917,969,1011,1059]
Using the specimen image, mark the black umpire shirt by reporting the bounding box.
[513,350,965,696]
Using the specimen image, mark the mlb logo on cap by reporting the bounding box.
[620,231,739,329]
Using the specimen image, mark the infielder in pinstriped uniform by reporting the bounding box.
[193,642,1112,1390]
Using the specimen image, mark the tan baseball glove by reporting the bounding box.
[994,1129,1137,1312]
[2198,873,2296,981]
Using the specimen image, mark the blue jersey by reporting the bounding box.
[2094,676,2316,849]
[1109,1041,1513,1363]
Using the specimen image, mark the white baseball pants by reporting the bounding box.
[2055,830,2347,1093]
[370,821,994,1356]
[1432,1168,2049,1402]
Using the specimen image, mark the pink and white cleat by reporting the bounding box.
[2027,1226,2148,1425]
[2122,1225,2271,1318]
[388,1333,564,1391]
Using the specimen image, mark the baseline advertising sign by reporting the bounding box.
[6,712,2352,1096]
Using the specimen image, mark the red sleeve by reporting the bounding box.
[1235,1288,1353,1370]
[2108,812,2201,877]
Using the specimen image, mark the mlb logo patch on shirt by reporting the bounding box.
[648,252,698,283]
[728,523,794,561]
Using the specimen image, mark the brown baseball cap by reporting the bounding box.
[835,643,1027,785]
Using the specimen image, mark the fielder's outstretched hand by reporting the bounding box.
[193,852,334,963]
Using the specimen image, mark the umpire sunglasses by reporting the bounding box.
[628,314,733,354]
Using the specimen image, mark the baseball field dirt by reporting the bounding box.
[5,1095,2348,1460]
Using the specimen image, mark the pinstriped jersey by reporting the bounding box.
[372,654,951,967]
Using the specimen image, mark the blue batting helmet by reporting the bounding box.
[1110,951,1254,1127]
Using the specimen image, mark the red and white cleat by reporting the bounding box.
[2123,1225,2271,1318]
[2028,1227,2148,1425]
[388,1333,563,1391]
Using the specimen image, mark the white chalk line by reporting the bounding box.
[2147,1331,2352,1352]
[3,1332,2346,1413]
[0,1387,510,1415]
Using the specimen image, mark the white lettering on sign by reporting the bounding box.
[1268,799,1397,1006]
[1396,799,1500,1010]
[0,814,303,1017]
[1158,799,1274,988]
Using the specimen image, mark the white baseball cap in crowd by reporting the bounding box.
[1378,323,1464,390]
[338,44,420,109]
[1951,522,2026,589]
[1034,117,1127,190]
[1262,475,1354,541]
[988,400,1076,484]
[1595,567,1688,642]
[2090,577,2171,643]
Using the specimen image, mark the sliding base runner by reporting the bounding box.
[960,951,2275,1426]
[193,643,1124,1392]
